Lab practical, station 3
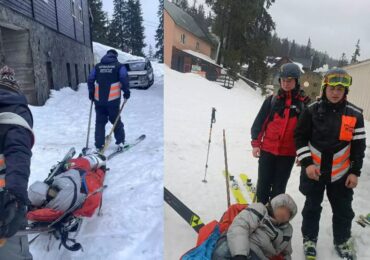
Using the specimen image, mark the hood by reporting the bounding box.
[0,88,28,106]
[271,193,297,221]
[100,53,119,64]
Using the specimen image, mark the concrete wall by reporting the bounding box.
[164,10,212,68]
[0,6,93,105]
[345,60,370,121]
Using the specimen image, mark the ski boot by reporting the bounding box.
[335,238,356,260]
[303,239,317,260]
[116,141,126,152]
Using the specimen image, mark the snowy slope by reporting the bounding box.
[27,47,163,259]
[164,67,370,259]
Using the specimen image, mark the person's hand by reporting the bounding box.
[345,174,358,189]
[296,158,301,166]
[89,91,94,101]
[123,91,130,100]
[252,147,261,158]
[306,164,320,181]
[0,189,26,239]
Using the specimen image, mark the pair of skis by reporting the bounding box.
[164,172,256,234]
[223,171,257,204]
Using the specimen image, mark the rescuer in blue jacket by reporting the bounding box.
[87,49,130,151]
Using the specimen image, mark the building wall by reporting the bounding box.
[164,10,212,68]
[0,5,93,105]
[164,10,175,67]
[345,61,370,120]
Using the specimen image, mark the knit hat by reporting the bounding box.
[271,193,297,220]
[0,65,21,92]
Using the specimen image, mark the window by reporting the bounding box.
[71,0,75,17]
[66,63,72,87]
[180,34,186,44]
[75,64,79,87]
[196,42,200,50]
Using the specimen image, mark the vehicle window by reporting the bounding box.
[129,62,146,71]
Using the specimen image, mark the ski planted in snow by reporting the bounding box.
[239,173,257,202]
[164,187,204,233]
[106,134,146,160]
[223,171,247,204]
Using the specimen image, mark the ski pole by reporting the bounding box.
[202,107,216,183]
[101,99,127,154]
[223,129,231,207]
[83,100,94,154]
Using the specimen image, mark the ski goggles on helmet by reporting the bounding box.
[322,73,352,88]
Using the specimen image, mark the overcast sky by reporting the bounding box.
[197,0,370,61]
[101,1,160,56]
[268,0,370,61]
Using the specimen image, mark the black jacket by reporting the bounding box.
[295,98,366,178]
[0,88,33,203]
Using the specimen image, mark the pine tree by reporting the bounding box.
[155,0,164,62]
[338,53,348,67]
[351,39,360,64]
[148,44,154,59]
[320,54,327,68]
[206,0,275,82]
[174,0,189,10]
[108,0,130,51]
[126,0,146,56]
[289,40,296,58]
[281,38,290,57]
[305,38,312,59]
[311,51,320,71]
[89,0,109,45]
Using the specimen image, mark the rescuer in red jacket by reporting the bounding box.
[251,63,310,204]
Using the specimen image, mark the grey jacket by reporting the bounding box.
[213,194,297,260]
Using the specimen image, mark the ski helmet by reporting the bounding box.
[279,63,301,81]
[321,68,352,97]
[321,68,352,88]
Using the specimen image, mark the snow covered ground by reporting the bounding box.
[26,45,164,259]
[164,67,370,259]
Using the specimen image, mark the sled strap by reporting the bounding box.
[58,228,83,251]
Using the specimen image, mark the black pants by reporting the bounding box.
[256,150,295,205]
[95,104,125,149]
[300,169,354,244]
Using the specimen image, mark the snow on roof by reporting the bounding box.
[182,49,222,67]
[93,42,144,64]
[314,64,329,73]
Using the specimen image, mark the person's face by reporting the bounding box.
[325,85,346,103]
[273,206,291,224]
[280,78,296,92]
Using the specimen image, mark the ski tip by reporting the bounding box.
[138,134,146,140]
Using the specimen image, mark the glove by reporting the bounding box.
[232,255,249,260]
[0,189,27,238]
[89,91,94,101]
[123,91,130,100]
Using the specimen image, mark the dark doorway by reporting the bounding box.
[66,63,72,87]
